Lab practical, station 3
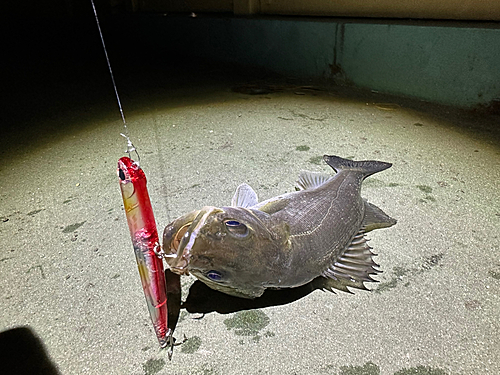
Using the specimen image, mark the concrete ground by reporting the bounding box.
[1,18,499,375]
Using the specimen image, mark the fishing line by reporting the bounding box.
[91,0,172,222]
[90,0,138,161]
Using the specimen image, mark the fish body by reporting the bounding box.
[118,157,172,348]
[163,155,396,299]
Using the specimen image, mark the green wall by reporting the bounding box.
[138,15,500,108]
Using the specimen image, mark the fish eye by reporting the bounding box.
[224,220,248,237]
[206,270,223,282]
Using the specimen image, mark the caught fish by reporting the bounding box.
[162,155,397,299]
[117,157,173,348]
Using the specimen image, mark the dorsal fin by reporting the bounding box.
[295,171,331,191]
[321,231,381,292]
[362,200,397,232]
[231,183,258,208]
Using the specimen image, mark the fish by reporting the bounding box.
[118,156,178,350]
[162,155,396,299]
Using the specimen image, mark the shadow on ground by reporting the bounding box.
[0,326,60,375]
[181,276,348,315]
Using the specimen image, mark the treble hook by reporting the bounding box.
[166,333,188,360]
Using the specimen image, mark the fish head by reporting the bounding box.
[162,206,290,298]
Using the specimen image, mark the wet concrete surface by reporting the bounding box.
[1,17,499,375]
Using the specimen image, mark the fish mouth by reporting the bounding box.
[163,207,221,275]
[164,222,192,275]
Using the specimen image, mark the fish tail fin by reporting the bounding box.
[323,155,392,178]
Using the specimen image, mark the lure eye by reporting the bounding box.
[118,168,126,181]
[207,270,222,282]
[224,220,248,237]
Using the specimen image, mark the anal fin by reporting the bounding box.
[321,232,381,293]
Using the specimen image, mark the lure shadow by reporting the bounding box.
[181,277,332,315]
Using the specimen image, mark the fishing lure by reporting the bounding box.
[117,156,172,349]
[92,0,180,355]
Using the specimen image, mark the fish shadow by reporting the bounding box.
[181,277,332,315]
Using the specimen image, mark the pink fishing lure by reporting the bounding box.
[117,157,171,348]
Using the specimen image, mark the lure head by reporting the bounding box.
[118,157,144,187]
[117,156,158,242]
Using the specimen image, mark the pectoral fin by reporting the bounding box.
[231,183,259,208]
[257,198,289,215]
[321,232,381,293]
